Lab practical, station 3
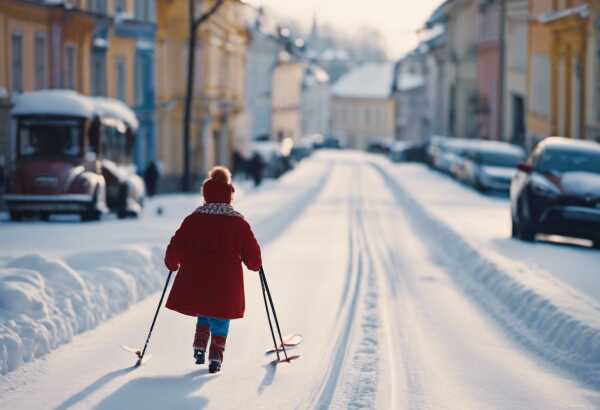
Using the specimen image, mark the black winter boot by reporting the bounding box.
[194,349,205,365]
[208,360,221,373]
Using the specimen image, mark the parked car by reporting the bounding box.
[435,138,469,175]
[510,137,600,247]
[461,141,526,192]
[389,140,428,163]
[322,136,342,149]
[4,90,145,222]
[367,137,394,155]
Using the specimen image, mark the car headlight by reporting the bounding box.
[530,174,560,198]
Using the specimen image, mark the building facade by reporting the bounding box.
[504,0,529,145]
[0,0,100,165]
[392,53,428,142]
[527,0,590,143]
[156,0,248,191]
[476,0,502,140]
[330,63,395,150]
[245,10,282,145]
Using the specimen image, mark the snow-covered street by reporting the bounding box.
[2,151,600,409]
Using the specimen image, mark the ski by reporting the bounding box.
[270,354,301,366]
[265,334,303,354]
[121,345,153,366]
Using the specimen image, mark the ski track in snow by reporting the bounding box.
[1,151,600,409]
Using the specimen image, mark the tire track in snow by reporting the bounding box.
[312,165,365,410]
[312,162,385,409]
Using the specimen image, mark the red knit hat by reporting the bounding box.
[202,166,235,204]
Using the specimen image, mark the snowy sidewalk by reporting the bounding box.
[372,158,600,386]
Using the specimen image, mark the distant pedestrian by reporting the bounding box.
[232,149,247,179]
[164,166,262,373]
[248,152,265,187]
[144,161,160,197]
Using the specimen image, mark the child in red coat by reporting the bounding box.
[164,166,262,373]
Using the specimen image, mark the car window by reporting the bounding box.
[536,149,600,174]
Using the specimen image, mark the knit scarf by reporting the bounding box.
[194,203,244,219]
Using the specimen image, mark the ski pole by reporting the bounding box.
[136,270,174,366]
[260,267,289,361]
[260,267,281,362]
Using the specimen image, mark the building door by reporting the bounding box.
[511,94,525,144]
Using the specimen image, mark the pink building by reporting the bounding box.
[476,0,502,140]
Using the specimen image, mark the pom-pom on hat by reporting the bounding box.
[202,166,235,204]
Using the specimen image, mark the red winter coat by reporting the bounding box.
[164,211,262,319]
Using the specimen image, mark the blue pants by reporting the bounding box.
[197,316,230,337]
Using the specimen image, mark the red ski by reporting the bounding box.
[265,334,303,354]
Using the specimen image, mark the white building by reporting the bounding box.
[330,62,396,150]
[272,53,330,141]
[392,56,427,142]
[245,14,283,144]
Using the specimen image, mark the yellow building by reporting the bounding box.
[156,0,248,190]
[0,1,98,95]
[0,0,99,163]
[527,0,590,142]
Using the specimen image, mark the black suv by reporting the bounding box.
[510,137,600,248]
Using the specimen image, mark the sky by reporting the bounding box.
[252,0,444,59]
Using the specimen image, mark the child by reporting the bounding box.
[164,166,262,373]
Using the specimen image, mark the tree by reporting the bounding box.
[182,0,226,192]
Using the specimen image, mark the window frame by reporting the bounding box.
[63,43,78,90]
[11,31,24,93]
[34,32,48,90]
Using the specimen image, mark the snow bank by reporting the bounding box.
[0,246,163,374]
[371,160,600,386]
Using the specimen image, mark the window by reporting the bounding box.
[64,44,77,90]
[115,0,126,13]
[11,32,23,93]
[90,0,107,13]
[35,33,48,89]
[135,0,155,22]
[92,51,106,96]
[116,57,126,101]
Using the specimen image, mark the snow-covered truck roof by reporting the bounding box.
[11,90,98,119]
[92,97,139,131]
[11,90,139,131]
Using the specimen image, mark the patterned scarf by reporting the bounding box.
[194,203,244,219]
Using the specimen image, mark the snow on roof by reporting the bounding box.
[92,97,139,131]
[12,90,97,118]
[332,62,395,99]
[541,137,600,153]
[11,90,139,130]
[396,73,425,92]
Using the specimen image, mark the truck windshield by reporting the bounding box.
[18,119,82,159]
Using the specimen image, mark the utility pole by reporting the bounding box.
[182,0,226,192]
[497,0,506,141]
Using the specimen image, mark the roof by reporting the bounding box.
[93,97,139,131]
[12,90,97,118]
[332,63,395,99]
[12,90,139,130]
[540,137,600,153]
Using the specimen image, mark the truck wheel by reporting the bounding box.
[592,239,600,250]
[9,211,23,222]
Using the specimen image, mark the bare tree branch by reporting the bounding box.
[193,0,226,30]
